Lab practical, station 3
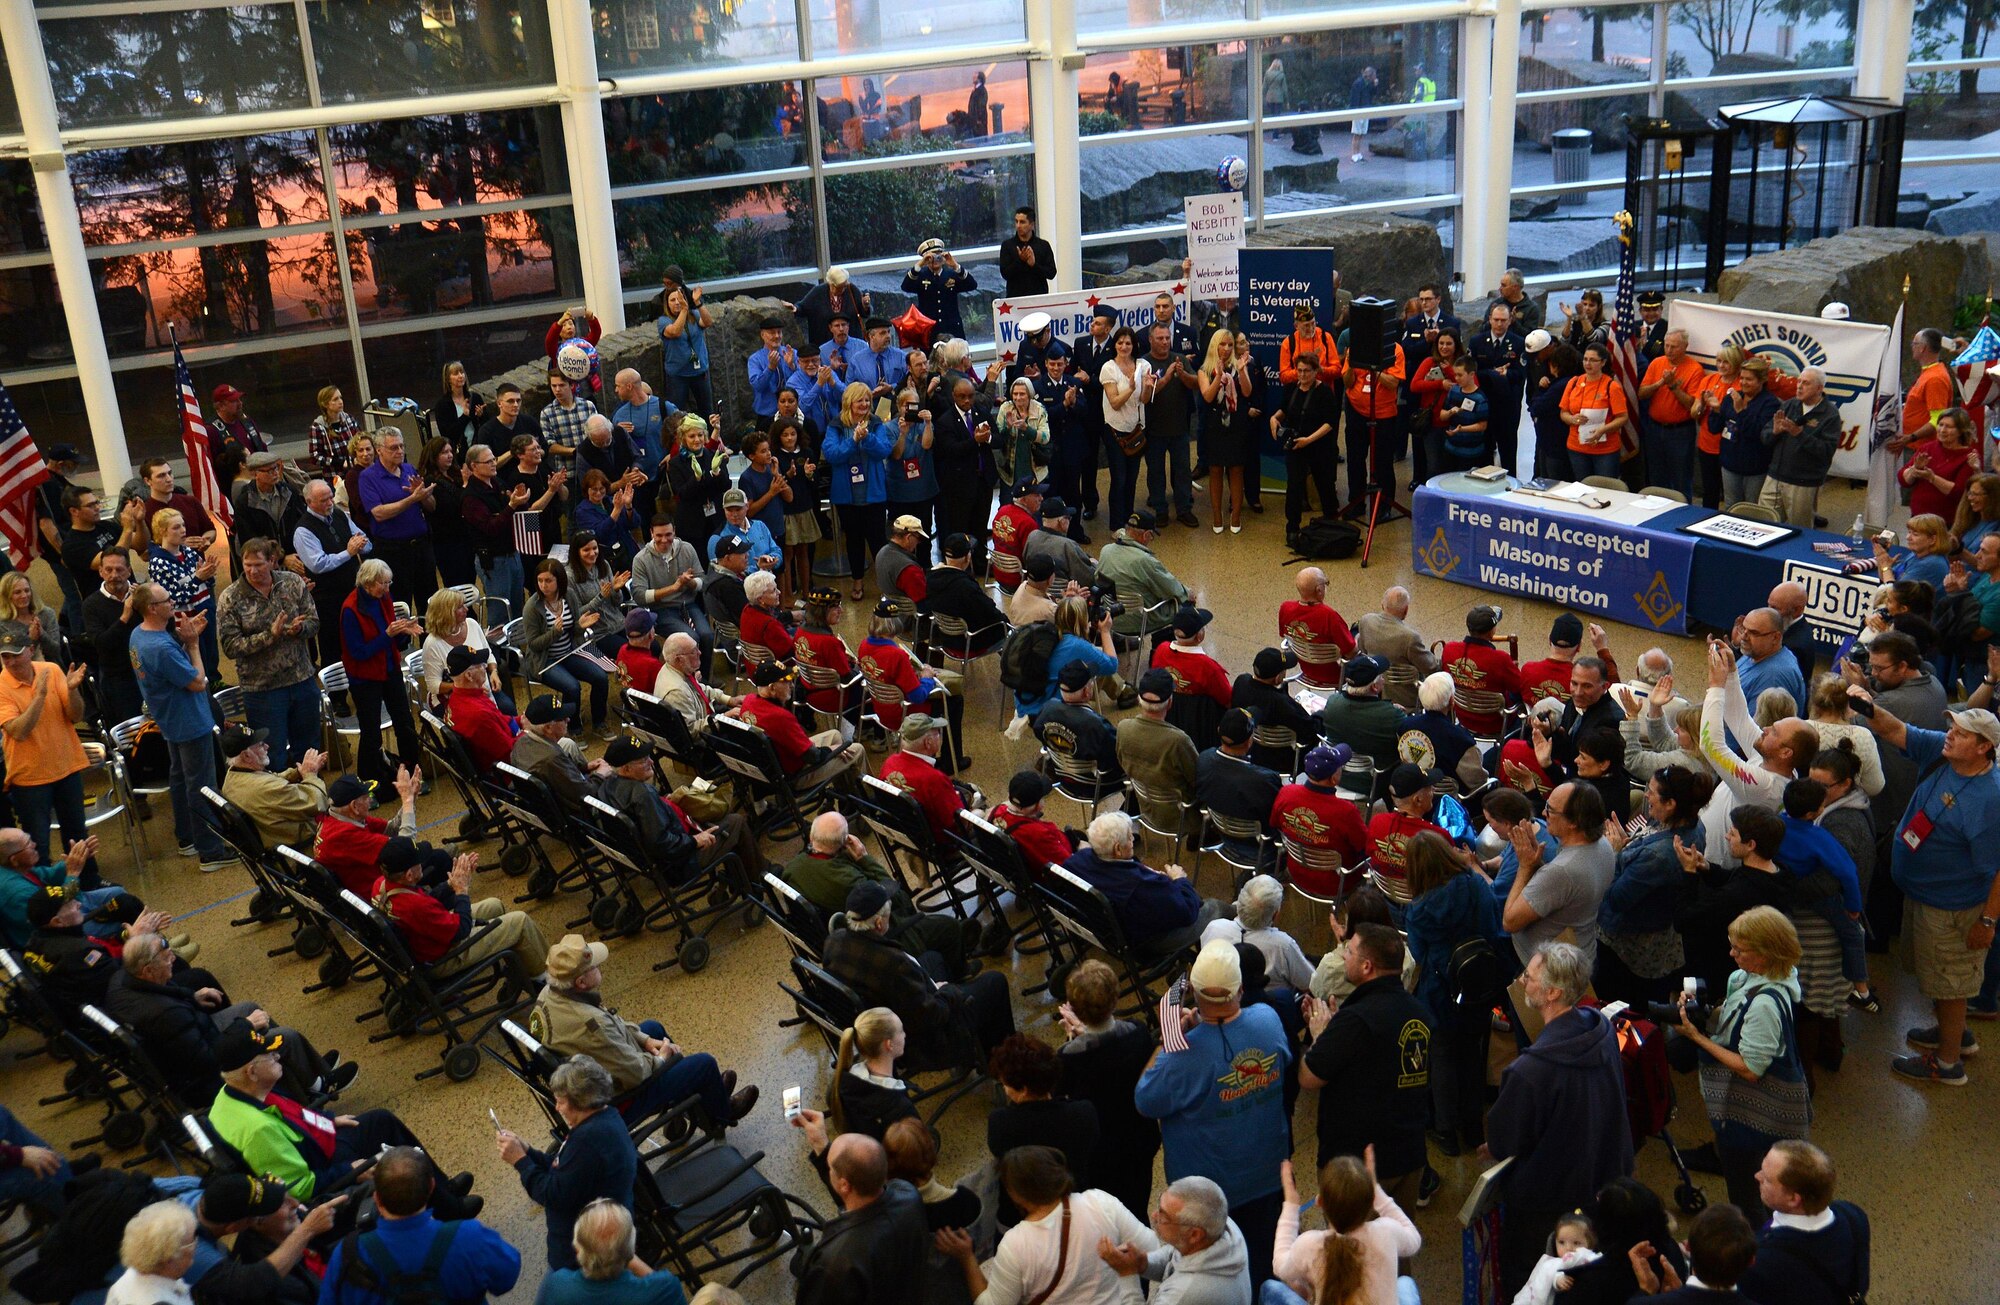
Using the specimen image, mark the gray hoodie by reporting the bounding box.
[1143,1216,1252,1305]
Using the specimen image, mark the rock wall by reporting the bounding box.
[1099,212,1450,311]
[1714,227,1990,383]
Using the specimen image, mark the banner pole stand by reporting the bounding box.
[1350,379,1408,567]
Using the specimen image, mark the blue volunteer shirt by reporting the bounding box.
[1889,726,2000,911]
[130,627,215,743]
[1133,1002,1290,1209]
[318,1211,521,1305]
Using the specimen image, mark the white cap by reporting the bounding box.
[1189,939,1242,999]
[1820,302,1850,320]
[1523,328,1553,352]
[1020,311,1052,336]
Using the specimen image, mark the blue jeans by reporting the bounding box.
[12,770,96,882]
[654,602,713,666]
[1646,418,1697,500]
[477,553,526,620]
[1973,940,2000,1013]
[1720,469,1766,507]
[1142,427,1195,513]
[538,658,611,728]
[167,733,228,860]
[245,677,322,766]
[1105,439,1141,533]
[631,1020,733,1121]
[1568,447,1622,480]
[0,1104,71,1219]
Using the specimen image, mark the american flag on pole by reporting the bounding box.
[172,333,233,530]
[0,383,50,570]
[1608,213,1645,462]
[1953,320,1999,439]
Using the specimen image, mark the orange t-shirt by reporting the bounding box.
[1343,342,1405,419]
[1905,362,1955,436]
[1640,355,1706,425]
[1559,372,1630,454]
[0,663,88,788]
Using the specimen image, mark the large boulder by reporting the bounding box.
[704,296,811,435]
[1925,190,2000,238]
[1094,213,1449,313]
[1715,227,1990,383]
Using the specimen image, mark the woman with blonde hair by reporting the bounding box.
[829,1006,917,1139]
[434,360,478,452]
[1710,354,1779,507]
[1872,511,1955,590]
[1805,675,1883,795]
[823,381,893,600]
[148,507,220,678]
[337,430,376,519]
[106,1199,198,1305]
[1674,904,1807,1225]
[0,571,62,664]
[420,586,510,710]
[1198,328,1253,532]
[1274,1149,1421,1305]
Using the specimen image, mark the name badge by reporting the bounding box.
[904,459,923,480]
[850,465,867,485]
[1901,809,1934,851]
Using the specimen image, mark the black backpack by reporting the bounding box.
[1932,587,1985,656]
[1285,516,1361,562]
[1445,934,1506,1017]
[999,621,1061,692]
[339,1221,461,1305]
[12,1168,161,1303]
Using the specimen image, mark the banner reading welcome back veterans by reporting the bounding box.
[1410,487,1698,634]
[1672,300,1896,482]
[990,279,1181,368]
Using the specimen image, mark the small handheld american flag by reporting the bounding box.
[1158,976,1190,1053]
[513,509,543,558]
[173,332,233,530]
[0,383,50,570]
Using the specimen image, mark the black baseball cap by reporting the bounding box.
[941,533,973,559]
[1138,668,1176,702]
[1388,763,1437,799]
[1126,509,1158,531]
[1217,708,1254,744]
[1550,613,1584,648]
[1252,647,1297,678]
[1013,479,1048,499]
[1008,770,1052,806]
[716,534,750,558]
[380,837,423,876]
[445,644,491,677]
[1342,654,1387,688]
[1468,604,1502,634]
[326,774,374,805]
[1023,554,1056,582]
[1058,661,1094,692]
[1040,497,1071,520]
[219,723,269,758]
[751,660,797,687]
[604,736,656,767]
[525,695,569,724]
[202,1172,289,1222]
[214,1022,285,1072]
[1171,606,1213,637]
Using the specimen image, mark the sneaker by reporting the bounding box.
[177,843,198,857]
[174,941,201,963]
[1968,1002,2000,1022]
[1115,686,1139,710]
[1891,1051,1968,1085]
[198,857,239,874]
[1906,1025,1979,1056]
[323,1061,361,1095]
[1415,1166,1442,1208]
[1846,989,1881,1014]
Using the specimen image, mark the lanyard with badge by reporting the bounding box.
[1901,769,1977,851]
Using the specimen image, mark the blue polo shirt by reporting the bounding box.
[318,1211,522,1305]
[1889,726,2000,910]
[131,627,215,743]
[613,395,670,481]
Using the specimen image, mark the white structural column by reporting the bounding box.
[0,7,131,488]
[548,0,627,333]
[1029,0,1082,291]
[1854,0,1916,101]
[1456,6,1496,297]
[1461,0,1521,297]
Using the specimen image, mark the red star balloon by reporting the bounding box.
[893,302,937,349]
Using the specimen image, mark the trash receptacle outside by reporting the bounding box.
[1552,128,1592,206]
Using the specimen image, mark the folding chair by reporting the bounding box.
[794,657,864,737]
[1283,634,1343,689]
[927,612,1009,714]
[1191,805,1276,890]
[0,952,148,1154]
[851,774,982,923]
[946,810,1056,967]
[1249,722,1304,776]
[265,844,376,993]
[575,794,753,974]
[322,883,529,1082]
[417,709,518,850]
[1035,860,1190,1028]
[1041,747,1124,826]
[1127,776,1193,862]
[74,1004,204,1167]
[758,872,830,965]
[708,713,840,849]
[199,786,310,940]
[487,761,583,901]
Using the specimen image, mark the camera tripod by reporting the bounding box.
[1347,364,1408,567]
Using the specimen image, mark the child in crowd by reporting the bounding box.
[1512,1212,1599,1305]
[1778,777,1875,1011]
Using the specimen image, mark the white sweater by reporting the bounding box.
[1274,1184,1422,1305]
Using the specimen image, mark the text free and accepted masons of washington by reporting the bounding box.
[1445,503,1661,560]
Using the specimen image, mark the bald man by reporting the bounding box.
[1768,580,1817,682]
[1352,586,1438,710]
[1278,566,1355,689]
[791,1129,929,1305]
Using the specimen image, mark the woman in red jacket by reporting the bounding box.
[1902,406,1977,525]
[340,558,424,787]
[1406,328,1464,487]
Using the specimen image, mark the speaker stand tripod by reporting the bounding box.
[1346,369,1408,567]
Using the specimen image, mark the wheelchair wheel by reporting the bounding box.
[741,900,765,928]
[318,954,352,988]
[247,890,283,922]
[1675,1181,1707,1213]
[616,900,647,935]
[663,1115,692,1145]
[457,813,488,842]
[443,1044,482,1082]
[1046,961,1073,1004]
[293,926,328,960]
[590,897,625,934]
[677,937,711,973]
[103,1110,146,1152]
[499,845,532,877]
[747,1199,781,1242]
[64,1064,100,1097]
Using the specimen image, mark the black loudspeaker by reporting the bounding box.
[1345,296,1395,370]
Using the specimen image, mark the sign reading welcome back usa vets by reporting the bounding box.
[1411,487,1698,634]
[991,279,1181,367]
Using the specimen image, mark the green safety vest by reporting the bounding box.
[1415,75,1437,103]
